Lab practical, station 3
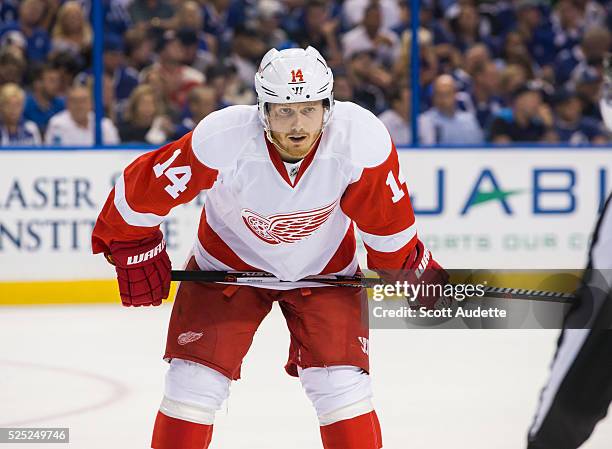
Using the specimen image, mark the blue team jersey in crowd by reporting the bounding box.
[113,66,140,102]
[0,23,50,62]
[102,0,132,36]
[75,66,139,103]
[23,94,65,133]
[555,47,583,85]
[0,0,18,23]
[554,117,605,144]
[0,119,40,146]
[466,92,504,131]
[526,25,557,67]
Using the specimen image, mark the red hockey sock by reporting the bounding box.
[320,410,382,449]
[151,411,213,449]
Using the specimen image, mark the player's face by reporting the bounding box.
[268,100,325,162]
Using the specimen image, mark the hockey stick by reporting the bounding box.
[170,270,576,304]
[171,270,375,288]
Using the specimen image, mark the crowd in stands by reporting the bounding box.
[0,0,610,146]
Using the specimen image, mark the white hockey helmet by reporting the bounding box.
[601,53,612,131]
[254,46,334,130]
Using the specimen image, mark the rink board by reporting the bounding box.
[0,148,611,304]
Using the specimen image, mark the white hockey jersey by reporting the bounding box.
[93,101,420,283]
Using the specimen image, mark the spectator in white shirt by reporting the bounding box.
[45,85,119,146]
[378,86,411,146]
[418,74,484,145]
[0,83,41,146]
[341,2,400,68]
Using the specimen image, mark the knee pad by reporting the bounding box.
[161,359,231,425]
[299,365,374,425]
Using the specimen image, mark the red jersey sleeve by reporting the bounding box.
[92,131,218,254]
[340,142,418,270]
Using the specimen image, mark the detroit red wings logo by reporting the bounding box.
[177,331,203,345]
[242,201,337,245]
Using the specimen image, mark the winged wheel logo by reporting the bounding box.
[241,201,337,245]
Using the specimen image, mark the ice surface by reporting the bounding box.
[0,303,610,449]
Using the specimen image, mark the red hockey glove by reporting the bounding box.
[377,240,450,310]
[106,230,171,307]
[402,240,450,309]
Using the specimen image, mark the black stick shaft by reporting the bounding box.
[170,270,576,304]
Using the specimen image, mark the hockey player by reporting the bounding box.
[92,46,447,449]
[526,55,612,449]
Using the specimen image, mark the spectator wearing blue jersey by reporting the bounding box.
[419,43,489,112]
[102,0,132,37]
[418,74,483,145]
[172,86,218,139]
[466,60,504,131]
[0,83,41,146]
[555,26,611,86]
[23,64,65,135]
[445,3,491,54]
[427,7,456,50]
[457,44,492,96]
[202,0,247,50]
[552,88,607,144]
[391,1,409,36]
[555,45,582,86]
[0,0,50,63]
[201,0,231,40]
[173,1,218,73]
[513,0,556,67]
[550,0,583,55]
[575,66,604,122]
[103,34,139,104]
[0,0,18,23]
